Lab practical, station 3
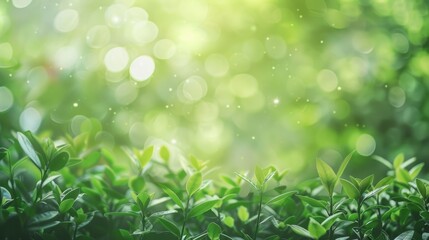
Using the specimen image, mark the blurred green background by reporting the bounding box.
[0,0,428,179]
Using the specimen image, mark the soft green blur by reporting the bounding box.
[0,0,428,178]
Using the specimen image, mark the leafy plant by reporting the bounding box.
[1,132,429,240]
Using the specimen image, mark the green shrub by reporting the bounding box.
[1,132,429,239]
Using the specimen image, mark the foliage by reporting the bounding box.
[1,132,429,239]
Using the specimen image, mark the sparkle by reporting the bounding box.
[273,98,280,105]
[73,103,78,107]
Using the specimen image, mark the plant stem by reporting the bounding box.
[73,222,78,240]
[180,196,191,240]
[357,199,363,240]
[140,214,146,240]
[328,195,333,240]
[254,190,264,240]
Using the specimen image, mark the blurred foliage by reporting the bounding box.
[0,0,429,178]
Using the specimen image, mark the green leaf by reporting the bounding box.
[158,218,180,237]
[49,151,69,171]
[364,185,389,201]
[138,146,153,167]
[162,187,184,209]
[159,146,170,162]
[416,179,427,199]
[27,211,59,226]
[409,163,424,179]
[393,153,404,169]
[255,166,265,186]
[359,175,374,193]
[340,179,360,199]
[136,192,152,212]
[316,159,337,196]
[396,167,412,183]
[207,222,222,240]
[297,195,327,208]
[372,155,393,169]
[374,176,394,189]
[59,199,75,213]
[0,147,7,161]
[81,151,100,168]
[321,212,342,229]
[266,191,297,205]
[394,230,414,240]
[237,206,249,222]
[186,172,202,197]
[223,216,235,228]
[289,225,313,239]
[188,199,220,218]
[336,151,354,181]
[17,132,42,169]
[236,172,258,190]
[66,158,82,167]
[27,221,61,231]
[308,218,326,239]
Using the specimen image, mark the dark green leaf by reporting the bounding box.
[416,178,427,198]
[49,151,69,171]
[289,225,313,239]
[188,199,220,218]
[162,187,184,209]
[394,230,414,240]
[157,218,180,237]
[340,179,360,199]
[267,191,297,205]
[59,199,75,213]
[17,132,42,169]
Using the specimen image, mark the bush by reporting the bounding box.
[1,132,429,239]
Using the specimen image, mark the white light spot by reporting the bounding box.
[0,87,14,112]
[115,81,138,105]
[19,107,42,132]
[54,9,79,32]
[177,75,207,103]
[86,25,110,48]
[129,55,155,81]
[205,54,229,77]
[317,69,338,92]
[356,134,376,156]
[229,74,258,98]
[73,102,78,107]
[104,47,129,72]
[273,98,280,105]
[12,0,32,8]
[131,21,158,44]
[388,87,406,108]
[153,39,176,60]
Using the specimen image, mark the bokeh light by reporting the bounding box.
[1,0,429,179]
